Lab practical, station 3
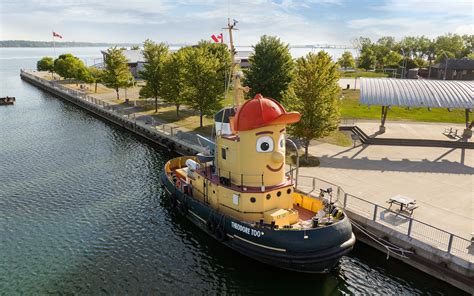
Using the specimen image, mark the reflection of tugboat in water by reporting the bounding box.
[161,20,355,273]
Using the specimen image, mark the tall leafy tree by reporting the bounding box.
[88,67,104,93]
[358,46,376,70]
[434,33,465,60]
[36,56,54,78]
[197,41,231,88]
[54,54,85,80]
[385,51,403,68]
[139,40,169,112]
[161,49,187,117]
[461,35,474,57]
[337,51,355,69]
[102,47,134,100]
[282,51,340,159]
[244,35,293,101]
[182,47,224,127]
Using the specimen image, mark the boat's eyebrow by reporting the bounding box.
[256,131,273,135]
[280,128,285,133]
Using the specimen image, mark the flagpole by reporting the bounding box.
[52,30,56,58]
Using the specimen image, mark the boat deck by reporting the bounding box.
[195,166,292,193]
[294,205,315,220]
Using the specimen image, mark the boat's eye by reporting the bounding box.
[256,136,274,153]
[279,134,285,150]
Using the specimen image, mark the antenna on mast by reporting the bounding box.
[223,18,249,107]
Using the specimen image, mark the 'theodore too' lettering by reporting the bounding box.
[231,221,262,237]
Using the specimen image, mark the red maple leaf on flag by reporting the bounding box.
[53,31,63,39]
[211,33,223,43]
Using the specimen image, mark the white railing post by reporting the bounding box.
[447,234,454,254]
[407,218,413,237]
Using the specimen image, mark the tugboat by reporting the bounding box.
[161,20,355,273]
[0,96,15,105]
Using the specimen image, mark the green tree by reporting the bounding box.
[88,67,104,93]
[36,56,54,78]
[282,51,340,159]
[182,47,224,127]
[161,49,187,117]
[337,51,355,69]
[358,46,376,70]
[75,66,91,86]
[377,36,396,50]
[139,39,169,112]
[244,35,293,101]
[54,54,85,80]
[434,34,465,59]
[461,35,474,57]
[130,45,140,50]
[197,41,231,85]
[102,47,134,100]
[385,51,403,68]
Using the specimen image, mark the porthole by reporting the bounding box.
[287,188,292,194]
[266,194,271,200]
[250,197,256,203]
[277,191,281,197]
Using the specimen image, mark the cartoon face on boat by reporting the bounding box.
[232,94,300,185]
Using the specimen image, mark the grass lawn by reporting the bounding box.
[340,71,389,78]
[319,131,352,147]
[140,105,215,136]
[340,90,466,124]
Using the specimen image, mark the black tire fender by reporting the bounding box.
[178,201,188,215]
[215,226,226,242]
[206,220,216,233]
[170,196,177,208]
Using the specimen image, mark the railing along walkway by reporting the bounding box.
[295,175,473,263]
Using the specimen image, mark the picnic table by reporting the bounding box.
[387,195,418,215]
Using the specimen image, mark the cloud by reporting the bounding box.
[372,0,473,17]
[0,0,471,45]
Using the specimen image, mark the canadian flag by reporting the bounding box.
[211,33,223,43]
[53,31,63,39]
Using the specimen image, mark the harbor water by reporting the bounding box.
[0,48,464,295]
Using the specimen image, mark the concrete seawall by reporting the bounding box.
[21,71,473,294]
[20,71,205,156]
[348,212,473,294]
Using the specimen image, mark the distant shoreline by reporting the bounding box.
[0,40,194,48]
[0,40,140,48]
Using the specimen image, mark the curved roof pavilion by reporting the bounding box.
[359,78,473,132]
[360,78,473,109]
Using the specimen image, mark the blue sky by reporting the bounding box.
[0,0,472,45]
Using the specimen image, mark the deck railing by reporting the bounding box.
[295,175,473,263]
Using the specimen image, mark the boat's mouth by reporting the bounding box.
[266,163,283,172]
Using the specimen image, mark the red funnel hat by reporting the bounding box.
[234,94,300,131]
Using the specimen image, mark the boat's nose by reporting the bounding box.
[272,151,284,163]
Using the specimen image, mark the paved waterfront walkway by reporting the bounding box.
[300,140,473,239]
[353,120,470,142]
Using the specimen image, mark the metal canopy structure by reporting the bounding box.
[360,78,473,109]
[359,78,474,136]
